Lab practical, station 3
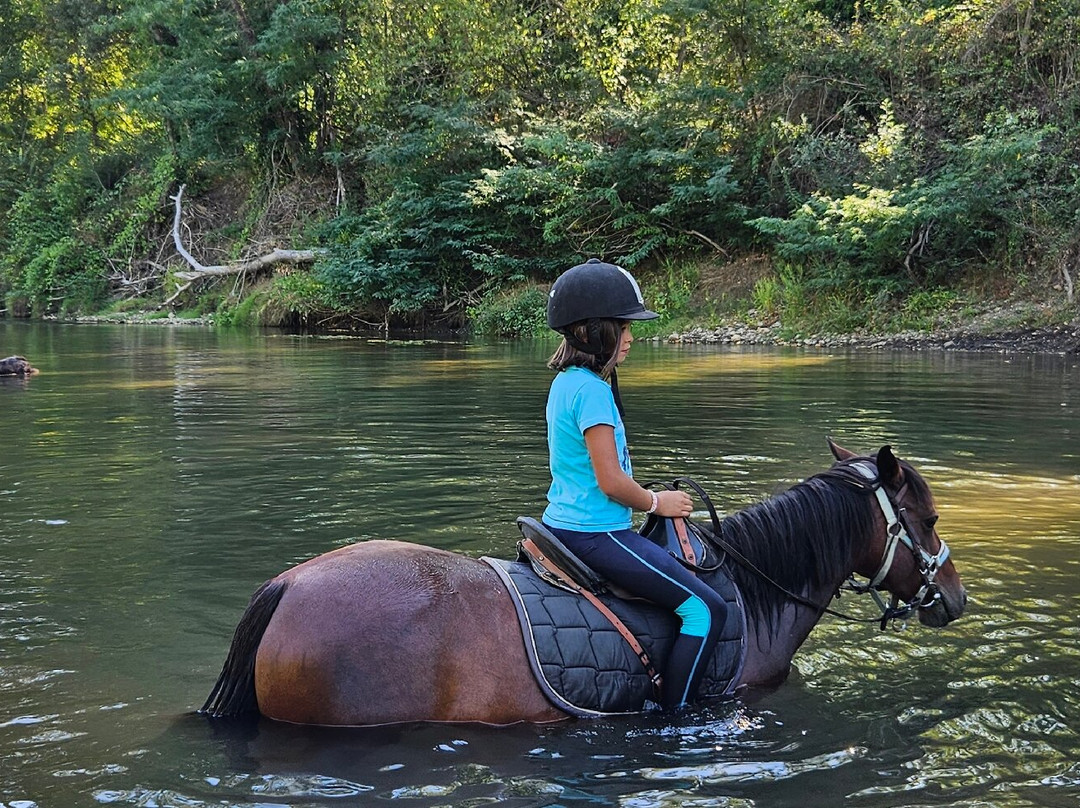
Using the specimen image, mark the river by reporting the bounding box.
[1,321,1078,808]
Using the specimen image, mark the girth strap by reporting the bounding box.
[518,536,663,692]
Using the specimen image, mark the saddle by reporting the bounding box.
[481,508,747,716]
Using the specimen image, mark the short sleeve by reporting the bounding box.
[573,377,619,434]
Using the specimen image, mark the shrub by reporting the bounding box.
[469,285,548,338]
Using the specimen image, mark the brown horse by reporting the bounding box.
[200,441,966,726]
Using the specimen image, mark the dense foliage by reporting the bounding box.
[1,0,1078,331]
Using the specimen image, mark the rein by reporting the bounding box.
[675,461,950,631]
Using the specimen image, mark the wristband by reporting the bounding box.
[645,490,658,514]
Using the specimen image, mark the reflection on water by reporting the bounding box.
[0,321,1077,807]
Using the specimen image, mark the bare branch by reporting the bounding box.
[683,229,730,257]
[166,184,324,305]
[1062,251,1075,305]
[171,248,324,281]
[161,280,194,308]
[171,185,207,272]
[905,220,934,279]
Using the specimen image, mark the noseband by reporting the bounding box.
[840,461,952,629]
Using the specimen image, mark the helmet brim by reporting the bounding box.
[620,309,660,321]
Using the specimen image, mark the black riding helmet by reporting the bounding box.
[547,258,659,337]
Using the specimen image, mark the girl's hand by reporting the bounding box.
[655,489,694,518]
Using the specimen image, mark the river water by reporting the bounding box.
[1,321,1078,808]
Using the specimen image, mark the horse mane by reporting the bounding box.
[717,468,876,636]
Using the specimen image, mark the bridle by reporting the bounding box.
[830,460,952,629]
[674,459,951,631]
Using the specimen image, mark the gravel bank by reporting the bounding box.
[663,322,1080,355]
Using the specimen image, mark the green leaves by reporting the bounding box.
[3,0,1080,325]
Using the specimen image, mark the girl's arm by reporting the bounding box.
[584,424,693,518]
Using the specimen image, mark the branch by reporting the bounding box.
[172,248,323,281]
[682,229,730,257]
[161,280,195,308]
[904,220,934,279]
[1062,251,1075,305]
[166,184,323,305]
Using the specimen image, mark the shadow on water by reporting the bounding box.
[104,682,937,808]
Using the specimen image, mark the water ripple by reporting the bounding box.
[249,772,375,797]
[4,330,1080,808]
[633,747,866,784]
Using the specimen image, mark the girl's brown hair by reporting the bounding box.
[547,319,625,379]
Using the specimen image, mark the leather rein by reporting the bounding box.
[668,461,951,631]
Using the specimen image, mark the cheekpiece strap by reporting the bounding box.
[850,461,907,587]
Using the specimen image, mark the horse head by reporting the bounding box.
[828,438,967,629]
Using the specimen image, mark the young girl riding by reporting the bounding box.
[542,258,728,711]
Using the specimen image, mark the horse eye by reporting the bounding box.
[925,515,939,529]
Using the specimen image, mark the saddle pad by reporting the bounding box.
[482,557,747,717]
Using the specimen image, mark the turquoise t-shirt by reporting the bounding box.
[543,366,633,531]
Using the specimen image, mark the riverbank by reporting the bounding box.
[664,321,1080,355]
[660,291,1080,355]
[43,309,1080,355]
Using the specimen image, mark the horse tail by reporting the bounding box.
[199,578,287,719]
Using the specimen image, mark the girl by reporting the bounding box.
[542,258,728,710]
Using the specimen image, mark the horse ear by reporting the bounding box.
[827,436,858,461]
[876,445,903,486]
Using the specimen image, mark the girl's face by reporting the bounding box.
[616,322,633,364]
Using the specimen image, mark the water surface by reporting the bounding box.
[1,321,1078,807]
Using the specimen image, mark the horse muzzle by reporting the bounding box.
[917,582,967,627]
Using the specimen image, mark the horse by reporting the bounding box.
[200,440,966,726]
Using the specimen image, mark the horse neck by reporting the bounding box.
[721,473,877,685]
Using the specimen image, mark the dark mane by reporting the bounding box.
[718,469,876,636]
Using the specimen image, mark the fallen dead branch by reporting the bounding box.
[164,184,322,307]
[1062,249,1075,305]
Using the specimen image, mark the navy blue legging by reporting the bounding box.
[545,524,728,709]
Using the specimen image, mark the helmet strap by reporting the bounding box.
[609,368,626,418]
[561,330,600,355]
[560,321,606,356]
